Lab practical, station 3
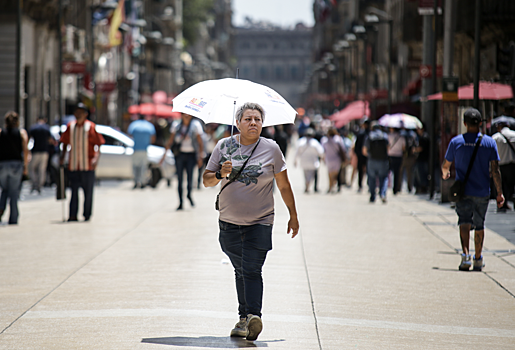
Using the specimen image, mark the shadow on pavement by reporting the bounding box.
[142,336,285,348]
[141,336,284,349]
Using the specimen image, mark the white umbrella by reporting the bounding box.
[378,113,423,129]
[172,78,297,128]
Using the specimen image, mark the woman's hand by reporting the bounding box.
[220,160,233,178]
[287,216,300,238]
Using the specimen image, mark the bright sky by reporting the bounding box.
[232,0,315,28]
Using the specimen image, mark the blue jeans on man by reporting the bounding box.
[0,161,23,224]
[367,159,389,202]
[218,220,273,318]
[68,170,95,220]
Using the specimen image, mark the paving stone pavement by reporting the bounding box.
[0,162,514,349]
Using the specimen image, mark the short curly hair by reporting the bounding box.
[235,102,265,123]
[4,111,19,128]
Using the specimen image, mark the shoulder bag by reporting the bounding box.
[449,135,483,202]
[171,122,192,157]
[215,138,261,211]
[500,132,515,155]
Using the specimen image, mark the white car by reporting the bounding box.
[50,124,175,187]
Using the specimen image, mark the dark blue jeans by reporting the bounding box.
[68,170,95,219]
[219,220,273,318]
[0,161,23,224]
[176,152,196,204]
[367,159,389,201]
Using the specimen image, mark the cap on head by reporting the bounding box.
[76,102,89,112]
[463,108,481,125]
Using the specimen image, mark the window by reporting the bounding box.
[259,66,268,80]
[275,66,283,80]
[290,66,299,80]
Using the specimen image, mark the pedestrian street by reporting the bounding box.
[0,162,514,349]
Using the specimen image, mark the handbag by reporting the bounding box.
[449,135,483,202]
[215,138,261,210]
[171,121,192,157]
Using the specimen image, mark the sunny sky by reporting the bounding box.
[232,0,315,28]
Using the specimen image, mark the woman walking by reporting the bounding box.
[203,102,299,342]
[294,128,324,193]
[0,111,29,224]
[321,127,346,193]
[161,113,204,210]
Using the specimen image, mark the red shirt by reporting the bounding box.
[61,120,105,171]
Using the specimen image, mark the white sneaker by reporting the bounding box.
[230,317,247,337]
[473,255,485,271]
[459,254,471,271]
[245,314,263,341]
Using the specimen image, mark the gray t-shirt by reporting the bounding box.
[206,136,287,226]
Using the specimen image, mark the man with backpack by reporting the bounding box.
[362,122,389,203]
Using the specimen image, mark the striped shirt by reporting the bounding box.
[61,120,105,171]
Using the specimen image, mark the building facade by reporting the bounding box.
[234,22,312,108]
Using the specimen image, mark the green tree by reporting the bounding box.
[183,0,213,46]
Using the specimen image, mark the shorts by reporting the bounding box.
[455,195,490,230]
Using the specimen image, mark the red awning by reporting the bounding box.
[128,103,181,118]
[329,100,370,128]
[427,82,513,101]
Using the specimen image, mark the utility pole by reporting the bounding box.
[15,0,21,115]
[429,0,439,199]
[473,0,481,109]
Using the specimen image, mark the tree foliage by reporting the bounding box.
[183,0,213,46]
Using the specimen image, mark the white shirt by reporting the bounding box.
[493,127,515,165]
[295,137,324,170]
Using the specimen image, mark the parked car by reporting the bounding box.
[49,124,175,187]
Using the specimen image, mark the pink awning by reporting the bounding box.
[427,82,513,101]
[329,100,370,128]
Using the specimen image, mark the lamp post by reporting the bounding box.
[365,12,393,114]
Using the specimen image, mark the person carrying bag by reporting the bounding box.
[449,135,483,202]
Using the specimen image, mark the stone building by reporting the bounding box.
[234,21,312,108]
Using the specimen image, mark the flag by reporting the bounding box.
[109,0,125,47]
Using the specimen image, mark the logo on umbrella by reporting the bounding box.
[189,98,208,108]
[265,90,283,103]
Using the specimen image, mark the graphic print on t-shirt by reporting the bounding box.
[219,138,263,186]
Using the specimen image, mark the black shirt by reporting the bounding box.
[29,123,51,153]
[0,128,22,161]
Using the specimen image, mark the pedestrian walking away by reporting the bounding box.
[161,113,204,210]
[60,103,105,222]
[387,127,406,195]
[363,122,390,203]
[321,127,347,193]
[442,108,504,271]
[0,111,29,224]
[353,119,370,192]
[492,120,515,212]
[294,127,324,193]
[128,114,156,189]
[28,115,53,194]
[203,102,299,342]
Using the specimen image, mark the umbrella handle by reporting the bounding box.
[230,100,236,163]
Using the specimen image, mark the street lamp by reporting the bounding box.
[365,11,393,114]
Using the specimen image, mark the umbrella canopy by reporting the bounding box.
[378,113,423,129]
[329,100,370,128]
[128,103,181,119]
[427,82,513,101]
[492,115,515,128]
[172,78,297,127]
